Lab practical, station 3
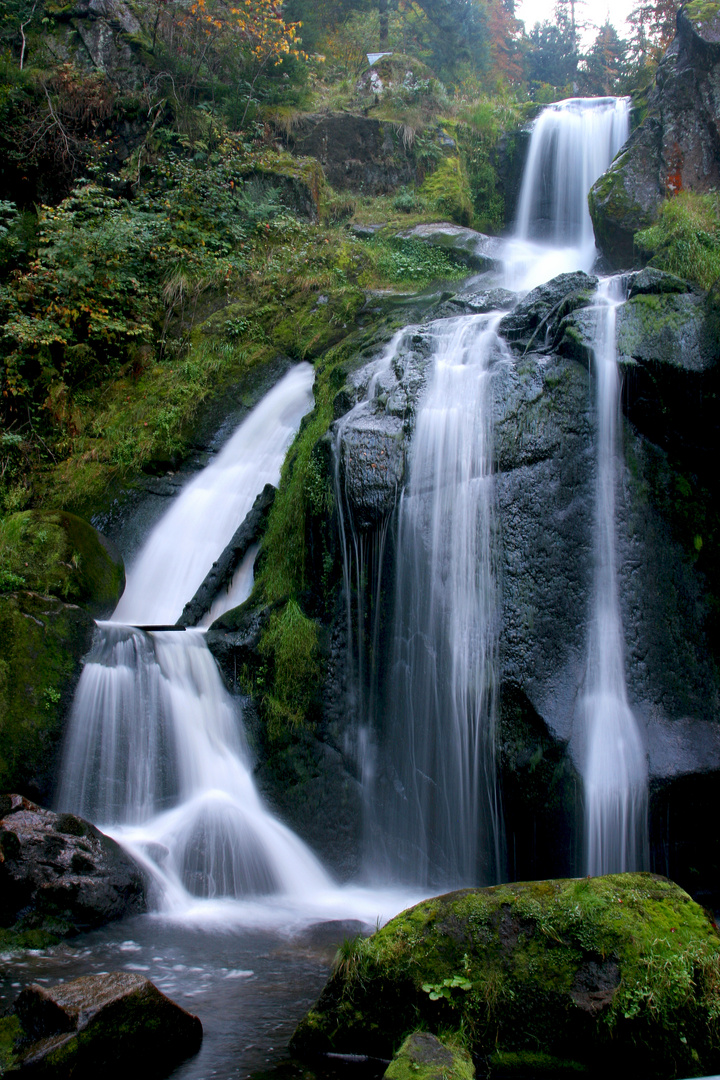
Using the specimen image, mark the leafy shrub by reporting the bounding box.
[420,156,473,226]
[636,191,720,291]
[258,599,321,737]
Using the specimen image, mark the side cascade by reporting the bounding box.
[367,317,508,888]
[504,96,630,291]
[583,278,649,875]
[58,364,335,912]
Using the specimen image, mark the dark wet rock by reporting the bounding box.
[0,796,146,934]
[617,284,720,469]
[206,600,278,684]
[448,286,517,313]
[292,874,720,1078]
[334,414,405,532]
[384,1032,474,1080]
[332,328,435,533]
[10,971,202,1076]
[281,113,417,195]
[178,484,276,627]
[589,4,720,268]
[617,290,718,374]
[498,271,598,350]
[395,223,501,271]
[628,267,689,297]
[254,720,363,881]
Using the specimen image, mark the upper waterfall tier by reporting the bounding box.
[113,364,314,626]
[504,97,630,291]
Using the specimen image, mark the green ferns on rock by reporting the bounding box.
[636,192,720,291]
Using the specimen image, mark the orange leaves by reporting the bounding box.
[180,0,305,70]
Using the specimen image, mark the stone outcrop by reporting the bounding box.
[292,874,720,1079]
[0,795,146,935]
[395,223,500,271]
[589,2,720,268]
[7,971,202,1076]
[312,270,720,891]
[282,113,417,195]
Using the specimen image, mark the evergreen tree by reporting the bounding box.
[581,21,628,95]
[526,12,576,88]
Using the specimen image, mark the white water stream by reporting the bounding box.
[59,363,419,926]
[583,278,648,875]
[503,96,630,291]
[371,316,506,887]
[113,364,315,626]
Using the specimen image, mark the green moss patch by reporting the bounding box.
[292,873,720,1079]
[0,592,95,796]
[0,509,124,616]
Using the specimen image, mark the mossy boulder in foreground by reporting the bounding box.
[291,874,720,1079]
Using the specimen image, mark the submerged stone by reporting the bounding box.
[8,971,202,1076]
[292,873,720,1079]
[384,1032,474,1080]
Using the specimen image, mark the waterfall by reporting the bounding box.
[114,364,315,626]
[583,279,648,875]
[332,331,404,821]
[367,317,506,888]
[58,364,336,912]
[504,97,630,292]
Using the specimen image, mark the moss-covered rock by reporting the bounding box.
[0,510,124,618]
[0,509,123,798]
[0,593,95,800]
[292,874,720,1079]
[9,971,202,1077]
[385,1032,474,1080]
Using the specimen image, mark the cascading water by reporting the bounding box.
[583,278,648,875]
[504,97,630,291]
[367,316,507,888]
[59,364,337,912]
[113,364,315,626]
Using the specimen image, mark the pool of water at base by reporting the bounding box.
[0,915,373,1080]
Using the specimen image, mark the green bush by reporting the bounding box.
[258,599,321,737]
[636,191,720,291]
[420,156,473,226]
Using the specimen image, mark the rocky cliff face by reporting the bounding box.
[589,1,720,268]
[317,268,720,894]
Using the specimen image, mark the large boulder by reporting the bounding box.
[589,2,720,268]
[292,874,720,1079]
[0,795,146,935]
[5,971,201,1076]
[498,272,598,350]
